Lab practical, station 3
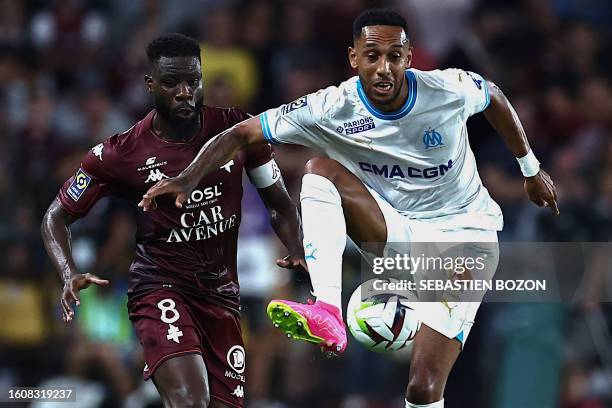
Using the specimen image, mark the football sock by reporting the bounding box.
[300,173,346,316]
[405,399,444,407]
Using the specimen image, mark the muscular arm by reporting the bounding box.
[41,198,108,322]
[41,199,79,283]
[483,81,530,157]
[139,116,266,210]
[257,178,306,271]
[483,80,559,214]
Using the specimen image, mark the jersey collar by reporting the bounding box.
[356,70,417,120]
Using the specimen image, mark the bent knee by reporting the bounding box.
[166,385,210,408]
[304,157,345,180]
[406,374,444,405]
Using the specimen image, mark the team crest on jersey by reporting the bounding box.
[67,168,92,201]
[280,96,307,115]
[338,117,375,135]
[423,128,444,149]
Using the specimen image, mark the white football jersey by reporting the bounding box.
[260,68,503,231]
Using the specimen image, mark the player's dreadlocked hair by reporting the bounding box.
[146,33,201,65]
[352,8,409,41]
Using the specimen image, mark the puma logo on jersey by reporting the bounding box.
[145,169,169,183]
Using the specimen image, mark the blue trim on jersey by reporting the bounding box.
[455,331,464,343]
[356,70,417,120]
[481,77,491,112]
[259,112,280,145]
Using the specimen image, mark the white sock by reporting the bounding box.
[300,174,346,315]
[405,399,444,407]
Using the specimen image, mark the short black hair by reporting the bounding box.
[352,8,409,41]
[146,33,201,65]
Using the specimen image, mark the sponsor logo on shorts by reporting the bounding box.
[224,370,245,383]
[227,345,245,374]
[67,168,92,201]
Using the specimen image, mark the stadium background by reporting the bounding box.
[0,0,610,407]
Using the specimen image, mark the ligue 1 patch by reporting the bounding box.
[67,168,92,201]
[280,96,307,115]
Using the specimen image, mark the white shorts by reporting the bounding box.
[367,188,500,346]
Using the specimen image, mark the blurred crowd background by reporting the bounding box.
[1,0,611,407]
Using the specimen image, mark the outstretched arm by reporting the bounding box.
[483,81,559,215]
[257,178,307,273]
[41,199,109,322]
[139,116,266,211]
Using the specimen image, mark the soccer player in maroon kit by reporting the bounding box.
[41,34,304,408]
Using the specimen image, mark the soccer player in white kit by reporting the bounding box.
[140,8,559,407]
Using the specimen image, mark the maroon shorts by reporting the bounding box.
[128,289,245,407]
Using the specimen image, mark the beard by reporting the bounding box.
[154,96,203,140]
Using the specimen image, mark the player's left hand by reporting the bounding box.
[277,255,308,273]
[138,174,197,211]
[524,169,559,215]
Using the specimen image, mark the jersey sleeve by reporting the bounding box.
[57,138,119,218]
[258,88,333,148]
[442,68,491,118]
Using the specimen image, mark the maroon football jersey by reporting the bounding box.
[57,107,273,312]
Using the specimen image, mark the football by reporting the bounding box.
[346,279,421,352]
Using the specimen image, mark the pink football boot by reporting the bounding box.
[267,299,347,355]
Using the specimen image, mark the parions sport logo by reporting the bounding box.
[337,117,375,135]
[359,160,454,179]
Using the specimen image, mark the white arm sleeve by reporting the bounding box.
[246,159,281,189]
[442,69,491,118]
[259,87,334,148]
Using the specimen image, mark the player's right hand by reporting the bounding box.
[61,273,109,322]
[138,176,194,211]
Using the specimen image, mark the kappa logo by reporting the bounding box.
[423,128,444,149]
[92,143,104,161]
[227,345,245,374]
[145,169,169,183]
[231,385,244,398]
